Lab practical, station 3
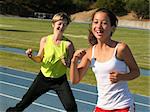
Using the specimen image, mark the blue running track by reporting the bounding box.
[0,66,150,112]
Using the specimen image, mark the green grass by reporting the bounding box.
[0,16,149,69]
[0,51,40,72]
[0,16,149,96]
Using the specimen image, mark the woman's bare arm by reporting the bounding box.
[109,43,140,83]
[26,36,47,63]
[70,48,91,84]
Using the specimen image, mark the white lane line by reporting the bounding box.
[134,101,150,107]
[0,93,65,112]
[72,88,97,95]
[0,71,33,81]
[0,66,37,74]
[0,71,97,95]
[0,81,96,106]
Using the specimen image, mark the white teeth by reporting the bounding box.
[97,30,104,33]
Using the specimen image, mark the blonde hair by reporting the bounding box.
[52,12,71,25]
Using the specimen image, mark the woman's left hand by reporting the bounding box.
[109,71,121,83]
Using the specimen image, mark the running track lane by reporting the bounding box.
[0,66,150,112]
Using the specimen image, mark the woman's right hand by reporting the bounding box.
[72,49,86,63]
[25,48,33,58]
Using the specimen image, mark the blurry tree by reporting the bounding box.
[95,0,127,16]
[48,0,75,13]
[1,0,34,16]
[72,0,92,11]
[126,0,149,19]
[1,0,149,19]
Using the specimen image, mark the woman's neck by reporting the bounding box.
[52,34,63,45]
[53,32,63,39]
[97,39,117,49]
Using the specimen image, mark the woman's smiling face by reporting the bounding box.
[92,11,113,41]
[53,19,68,34]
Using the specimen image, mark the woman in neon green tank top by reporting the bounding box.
[6,12,77,112]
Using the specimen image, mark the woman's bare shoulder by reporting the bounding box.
[117,42,130,60]
[117,42,129,52]
[40,36,48,43]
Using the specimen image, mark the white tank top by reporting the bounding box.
[91,44,134,110]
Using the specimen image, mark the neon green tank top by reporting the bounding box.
[41,34,68,78]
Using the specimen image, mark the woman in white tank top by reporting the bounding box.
[70,8,140,112]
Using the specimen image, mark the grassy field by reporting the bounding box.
[0,16,149,96]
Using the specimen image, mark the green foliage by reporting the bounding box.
[95,0,127,16]
[1,0,75,16]
[126,0,149,19]
[72,0,92,11]
[1,0,149,19]
[1,0,34,16]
